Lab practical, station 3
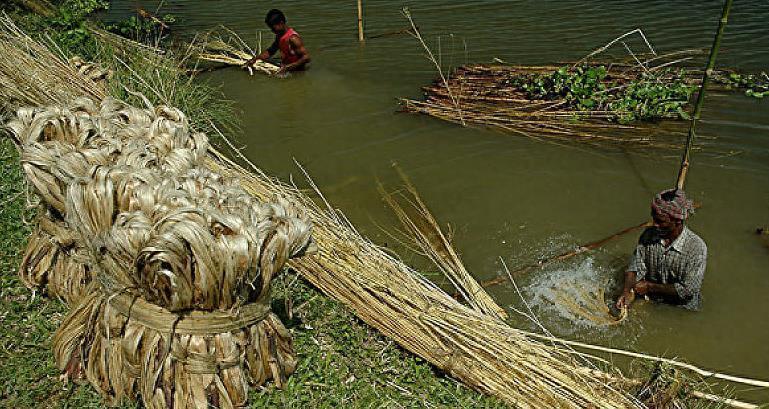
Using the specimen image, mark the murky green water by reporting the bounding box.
[112,1,769,400]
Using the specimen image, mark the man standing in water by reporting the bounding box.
[246,9,311,74]
[616,189,707,310]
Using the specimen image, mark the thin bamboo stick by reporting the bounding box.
[357,0,364,43]
[676,0,734,190]
[519,329,769,389]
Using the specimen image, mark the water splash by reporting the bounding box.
[522,258,624,335]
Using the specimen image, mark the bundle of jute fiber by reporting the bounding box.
[18,209,91,304]
[0,19,643,407]
[7,97,315,408]
[11,96,210,302]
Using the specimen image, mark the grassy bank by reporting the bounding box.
[0,3,507,408]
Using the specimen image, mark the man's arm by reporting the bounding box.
[279,35,310,73]
[246,40,279,66]
[617,243,647,309]
[616,271,637,309]
[634,280,679,300]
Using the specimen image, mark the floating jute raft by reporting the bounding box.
[7,96,315,408]
[401,52,756,147]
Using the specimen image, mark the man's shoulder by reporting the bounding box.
[638,227,659,246]
[683,228,707,253]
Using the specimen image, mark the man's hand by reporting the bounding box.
[616,289,635,309]
[633,280,650,296]
[245,51,271,68]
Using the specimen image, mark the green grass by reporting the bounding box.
[0,137,111,408]
[0,137,505,408]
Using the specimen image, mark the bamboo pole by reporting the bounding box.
[676,0,733,190]
[357,0,364,43]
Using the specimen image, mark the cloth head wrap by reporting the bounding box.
[651,189,694,220]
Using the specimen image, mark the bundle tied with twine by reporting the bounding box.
[7,96,315,408]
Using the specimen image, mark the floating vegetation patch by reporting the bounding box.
[506,65,696,123]
[714,71,769,98]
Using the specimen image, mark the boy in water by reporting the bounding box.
[246,9,311,74]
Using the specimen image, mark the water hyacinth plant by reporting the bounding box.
[507,65,696,123]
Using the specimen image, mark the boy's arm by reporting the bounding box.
[279,35,311,72]
[247,40,279,65]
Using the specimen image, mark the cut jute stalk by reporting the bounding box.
[517,329,769,389]
[690,391,758,409]
[191,28,280,76]
[380,167,507,320]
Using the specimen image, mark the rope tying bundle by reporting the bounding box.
[8,97,314,408]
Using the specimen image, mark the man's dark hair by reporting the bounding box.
[265,9,286,26]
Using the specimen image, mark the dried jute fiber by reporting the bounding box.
[7,97,315,408]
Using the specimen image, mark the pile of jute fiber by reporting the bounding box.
[7,93,315,408]
[0,15,648,408]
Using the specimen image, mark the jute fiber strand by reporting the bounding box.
[7,96,315,408]
[0,18,643,408]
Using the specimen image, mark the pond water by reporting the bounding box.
[110,0,769,401]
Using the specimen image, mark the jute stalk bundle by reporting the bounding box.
[193,27,280,76]
[0,17,642,407]
[7,94,315,408]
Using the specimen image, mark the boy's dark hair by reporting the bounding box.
[265,9,286,26]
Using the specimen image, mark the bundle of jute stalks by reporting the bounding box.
[7,96,315,408]
[193,27,280,76]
